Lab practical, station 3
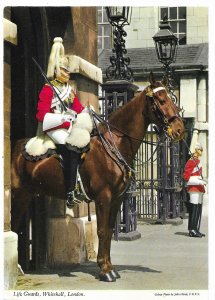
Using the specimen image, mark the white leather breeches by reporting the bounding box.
[189,192,203,204]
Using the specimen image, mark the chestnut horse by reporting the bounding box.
[11,74,185,282]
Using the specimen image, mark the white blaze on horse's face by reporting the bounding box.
[152,86,185,141]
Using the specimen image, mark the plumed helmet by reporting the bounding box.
[46,37,70,79]
[195,142,203,151]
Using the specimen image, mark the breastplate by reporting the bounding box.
[50,80,74,113]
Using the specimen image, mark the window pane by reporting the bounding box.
[160,6,187,45]
[170,21,177,33]
[104,37,111,49]
[97,10,102,23]
[98,25,102,36]
[104,24,111,36]
[179,7,186,19]
[103,8,108,22]
[161,7,168,20]
[170,7,177,19]
[179,21,186,33]
[110,7,123,17]
[98,37,102,49]
[179,34,186,45]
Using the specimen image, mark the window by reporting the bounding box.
[97,7,112,49]
[160,7,187,45]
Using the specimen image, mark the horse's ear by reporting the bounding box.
[149,71,155,86]
[161,76,168,87]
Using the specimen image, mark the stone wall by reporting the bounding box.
[4,17,19,289]
[126,7,158,48]
[65,7,97,65]
[180,74,208,178]
[4,48,11,232]
[124,7,208,48]
[187,7,208,44]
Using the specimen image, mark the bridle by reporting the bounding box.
[147,86,182,132]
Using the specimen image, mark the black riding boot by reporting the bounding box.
[189,204,202,238]
[188,202,192,231]
[197,204,205,237]
[66,150,82,208]
[56,145,81,208]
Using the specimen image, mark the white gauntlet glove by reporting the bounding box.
[43,111,77,131]
[62,110,77,122]
[187,176,206,186]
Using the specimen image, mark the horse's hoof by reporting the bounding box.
[110,269,121,279]
[99,272,116,282]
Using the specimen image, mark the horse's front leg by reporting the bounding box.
[95,192,116,282]
[95,193,122,282]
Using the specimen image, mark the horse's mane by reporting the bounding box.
[108,90,145,127]
[97,79,165,134]
[96,90,147,135]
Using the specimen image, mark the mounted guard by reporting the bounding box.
[26,37,93,207]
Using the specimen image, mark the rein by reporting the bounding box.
[91,109,156,145]
[91,111,134,198]
[90,108,169,171]
[91,110,136,175]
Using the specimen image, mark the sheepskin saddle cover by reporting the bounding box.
[22,134,57,162]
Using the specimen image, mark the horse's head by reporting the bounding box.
[145,72,185,142]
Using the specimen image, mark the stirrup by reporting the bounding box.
[66,191,82,208]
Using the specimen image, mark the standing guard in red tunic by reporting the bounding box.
[36,37,93,207]
[183,143,207,238]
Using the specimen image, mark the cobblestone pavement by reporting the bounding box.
[5,207,211,300]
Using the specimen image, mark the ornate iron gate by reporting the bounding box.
[135,125,186,222]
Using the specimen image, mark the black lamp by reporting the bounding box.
[105,7,131,26]
[105,6,133,81]
[153,16,178,67]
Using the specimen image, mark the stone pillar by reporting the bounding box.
[3,17,18,289]
[190,128,199,153]
[197,76,207,122]
[180,76,197,118]
[68,55,103,111]
[47,215,98,267]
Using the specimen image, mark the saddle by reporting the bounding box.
[22,134,90,162]
[21,134,57,162]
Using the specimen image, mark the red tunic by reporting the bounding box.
[36,84,84,131]
[183,158,205,193]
